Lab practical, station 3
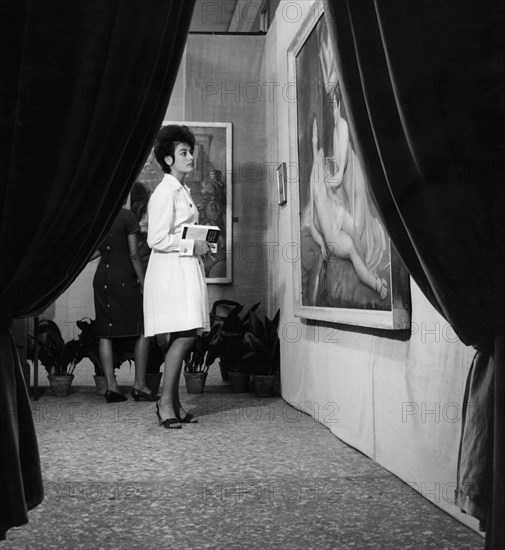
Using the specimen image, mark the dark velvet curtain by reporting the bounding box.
[323,0,504,548]
[0,0,195,539]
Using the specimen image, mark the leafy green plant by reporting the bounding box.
[75,318,102,375]
[183,324,221,373]
[30,319,87,376]
[30,317,135,377]
[243,309,280,376]
[207,300,261,373]
[74,318,134,376]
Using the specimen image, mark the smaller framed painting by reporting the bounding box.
[277,162,287,206]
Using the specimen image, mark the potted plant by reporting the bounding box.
[30,319,88,397]
[183,324,220,394]
[74,318,144,395]
[208,300,260,392]
[244,308,280,397]
[209,300,242,381]
[73,318,106,394]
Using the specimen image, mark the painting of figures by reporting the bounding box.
[289,11,410,329]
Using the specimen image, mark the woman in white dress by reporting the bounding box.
[144,125,212,429]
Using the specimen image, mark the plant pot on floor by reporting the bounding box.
[253,374,276,397]
[228,371,251,393]
[47,374,74,397]
[146,372,163,395]
[184,371,207,394]
[93,375,107,396]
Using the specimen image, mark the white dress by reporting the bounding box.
[143,173,209,336]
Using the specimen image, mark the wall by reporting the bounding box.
[54,34,271,358]
[267,0,480,533]
[183,35,269,312]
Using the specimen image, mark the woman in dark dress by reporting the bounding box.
[92,208,155,403]
[130,181,152,269]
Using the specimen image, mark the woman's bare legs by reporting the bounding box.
[132,335,152,394]
[340,210,366,263]
[98,338,121,393]
[314,177,386,300]
[157,334,196,423]
[332,232,387,299]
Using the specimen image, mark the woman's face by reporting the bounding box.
[167,142,194,175]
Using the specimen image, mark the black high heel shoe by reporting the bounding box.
[131,388,157,402]
[155,402,182,429]
[105,390,127,403]
[177,412,198,424]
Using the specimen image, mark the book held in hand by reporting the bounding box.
[181,224,220,253]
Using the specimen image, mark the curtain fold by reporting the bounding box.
[324,0,504,547]
[0,0,195,539]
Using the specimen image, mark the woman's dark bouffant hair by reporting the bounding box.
[130,181,150,221]
[154,124,195,173]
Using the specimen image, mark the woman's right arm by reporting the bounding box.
[147,186,181,253]
[326,121,349,189]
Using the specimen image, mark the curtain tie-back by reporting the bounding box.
[473,341,495,356]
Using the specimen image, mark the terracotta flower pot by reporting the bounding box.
[184,371,207,394]
[253,374,276,397]
[47,374,74,397]
[228,371,251,393]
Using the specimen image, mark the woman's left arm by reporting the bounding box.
[128,232,145,289]
[147,185,187,253]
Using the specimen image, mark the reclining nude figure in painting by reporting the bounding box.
[309,115,388,303]
[319,29,386,274]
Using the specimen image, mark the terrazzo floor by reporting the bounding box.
[3,365,484,550]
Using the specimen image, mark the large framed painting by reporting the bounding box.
[133,121,233,284]
[287,9,410,329]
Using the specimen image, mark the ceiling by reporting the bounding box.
[189,0,279,33]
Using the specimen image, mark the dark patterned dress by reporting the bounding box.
[93,208,143,338]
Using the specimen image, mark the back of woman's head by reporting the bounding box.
[154,125,196,173]
[130,181,150,221]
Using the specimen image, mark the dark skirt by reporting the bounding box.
[93,209,144,339]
